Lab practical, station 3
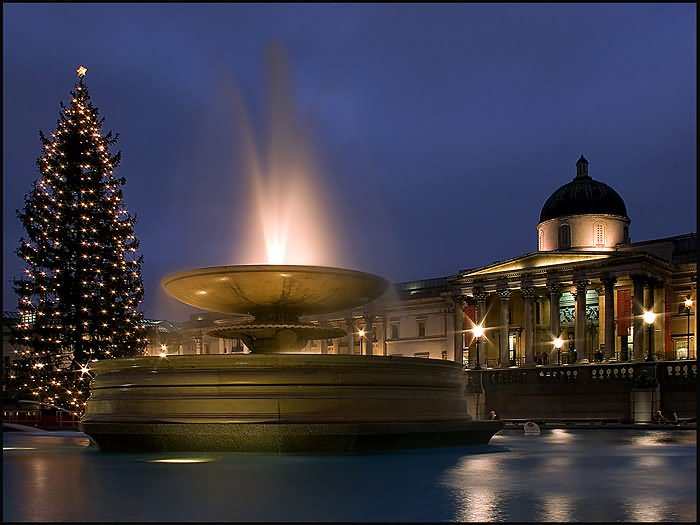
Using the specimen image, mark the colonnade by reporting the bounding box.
[452,273,668,368]
[317,313,386,356]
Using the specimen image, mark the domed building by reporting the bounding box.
[447,156,695,369]
[537,156,630,252]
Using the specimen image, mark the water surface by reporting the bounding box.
[3,429,696,522]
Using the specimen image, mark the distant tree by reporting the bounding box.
[8,67,146,414]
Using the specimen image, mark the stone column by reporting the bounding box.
[645,278,656,360]
[345,318,355,355]
[452,295,466,366]
[573,279,588,362]
[547,279,562,364]
[497,286,512,368]
[602,276,617,360]
[378,318,386,356]
[474,287,488,368]
[522,283,536,367]
[364,314,375,356]
[632,275,645,360]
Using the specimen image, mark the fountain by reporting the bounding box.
[80,45,502,451]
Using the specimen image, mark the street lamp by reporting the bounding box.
[159,344,168,358]
[358,328,365,355]
[472,324,484,370]
[684,298,693,359]
[643,310,656,362]
[553,337,564,366]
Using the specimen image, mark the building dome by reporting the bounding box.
[539,156,629,223]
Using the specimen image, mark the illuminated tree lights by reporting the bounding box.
[8,68,146,414]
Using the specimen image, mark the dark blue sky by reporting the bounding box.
[3,4,696,320]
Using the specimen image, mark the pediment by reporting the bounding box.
[465,252,611,277]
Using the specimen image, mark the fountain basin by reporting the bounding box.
[81,354,502,452]
[161,264,390,318]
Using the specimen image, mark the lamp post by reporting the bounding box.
[358,328,365,355]
[472,324,484,370]
[684,298,693,359]
[643,310,656,362]
[554,337,563,366]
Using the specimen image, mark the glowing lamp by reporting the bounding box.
[643,311,657,325]
[472,324,484,338]
[553,337,564,349]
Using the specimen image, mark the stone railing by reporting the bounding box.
[659,361,697,383]
[470,361,676,388]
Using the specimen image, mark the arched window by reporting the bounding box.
[559,223,571,249]
[623,225,630,243]
[538,228,544,250]
[594,223,605,247]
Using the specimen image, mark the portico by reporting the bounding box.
[451,250,676,367]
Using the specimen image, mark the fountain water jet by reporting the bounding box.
[232,42,341,267]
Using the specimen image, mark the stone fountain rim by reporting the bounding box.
[87,353,465,373]
[160,263,392,289]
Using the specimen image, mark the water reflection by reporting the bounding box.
[3,430,696,522]
[547,428,575,444]
[456,486,502,522]
[636,455,666,468]
[539,494,574,522]
[626,496,666,522]
[630,430,689,447]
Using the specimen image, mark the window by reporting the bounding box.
[414,352,430,359]
[673,337,694,359]
[594,223,605,247]
[538,228,544,250]
[418,320,426,338]
[441,350,448,360]
[203,343,209,355]
[391,323,399,340]
[559,224,571,249]
[508,334,517,363]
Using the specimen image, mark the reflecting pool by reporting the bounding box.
[3,429,696,522]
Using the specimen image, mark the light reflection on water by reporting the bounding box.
[3,429,696,522]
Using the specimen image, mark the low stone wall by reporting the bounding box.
[466,360,697,422]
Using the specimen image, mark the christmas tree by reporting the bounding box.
[8,66,146,415]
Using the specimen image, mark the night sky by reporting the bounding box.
[3,4,696,321]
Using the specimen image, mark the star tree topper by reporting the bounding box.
[76,65,88,77]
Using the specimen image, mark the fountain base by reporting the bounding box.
[81,354,502,452]
[81,420,502,453]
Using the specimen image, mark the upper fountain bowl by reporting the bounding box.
[161,264,390,318]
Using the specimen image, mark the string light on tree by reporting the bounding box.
[7,66,146,415]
